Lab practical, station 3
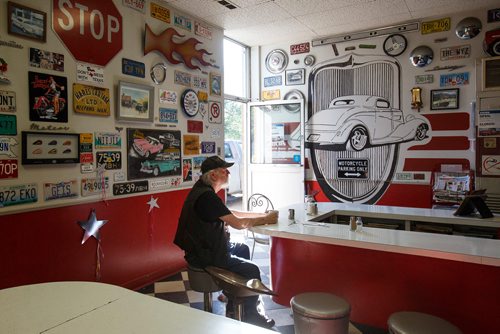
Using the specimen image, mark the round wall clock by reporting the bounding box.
[383,34,407,57]
[265,49,288,74]
[150,63,167,84]
[181,89,199,117]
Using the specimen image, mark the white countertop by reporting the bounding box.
[252,203,500,267]
[0,281,274,334]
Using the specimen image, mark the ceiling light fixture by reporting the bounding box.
[217,0,238,10]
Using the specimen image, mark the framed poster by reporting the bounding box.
[21,131,80,165]
[116,81,154,122]
[285,68,305,86]
[430,88,459,110]
[28,71,68,122]
[7,1,47,42]
[126,128,182,180]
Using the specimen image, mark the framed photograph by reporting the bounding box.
[7,1,47,42]
[285,68,305,86]
[22,131,80,165]
[430,88,459,110]
[117,81,154,122]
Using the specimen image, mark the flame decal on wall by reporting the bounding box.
[144,24,213,70]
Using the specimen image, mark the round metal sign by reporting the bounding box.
[150,63,167,84]
[283,90,304,112]
[304,55,316,66]
[181,89,199,117]
[265,49,288,74]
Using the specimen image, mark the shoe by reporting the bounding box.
[244,312,275,329]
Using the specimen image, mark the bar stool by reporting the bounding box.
[290,292,351,334]
[388,311,462,334]
[187,264,220,312]
[205,266,275,321]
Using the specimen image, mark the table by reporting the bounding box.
[252,203,500,334]
[0,281,275,334]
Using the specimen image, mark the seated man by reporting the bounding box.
[174,155,278,328]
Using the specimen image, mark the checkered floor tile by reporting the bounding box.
[137,227,383,333]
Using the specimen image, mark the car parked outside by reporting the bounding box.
[305,95,430,151]
[225,140,242,195]
[132,136,164,158]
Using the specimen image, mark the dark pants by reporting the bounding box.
[226,242,260,316]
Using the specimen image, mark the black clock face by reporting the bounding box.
[383,34,407,57]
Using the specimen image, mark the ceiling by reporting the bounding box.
[161,0,500,46]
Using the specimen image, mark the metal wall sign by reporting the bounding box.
[415,74,434,84]
[195,21,212,39]
[113,180,148,196]
[201,141,215,154]
[0,136,18,158]
[159,90,178,104]
[73,84,110,116]
[79,133,93,163]
[76,63,104,85]
[337,159,369,179]
[158,107,178,124]
[264,76,282,87]
[0,183,37,207]
[0,90,16,112]
[122,58,145,78]
[0,159,18,179]
[150,2,170,23]
[440,45,470,60]
[488,8,500,22]
[43,180,78,201]
[123,0,145,13]
[0,114,16,135]
[94,132,121,149]
[439,72,469,87]
[96,151,122,169]
[421,17,450,34]
[174,14,192,32]
[290,42,310,55]
[81,176,110,197]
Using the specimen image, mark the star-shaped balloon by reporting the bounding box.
[78,209,108,244]
[147,196,160,213]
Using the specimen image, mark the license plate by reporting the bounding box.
[96,151,122,169]
[82,177,110,197]
[421,17,450,34]
[0,183,38,207]
[113,180,149,196]
[44,180,78,201]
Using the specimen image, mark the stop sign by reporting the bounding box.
[53,0,122,66]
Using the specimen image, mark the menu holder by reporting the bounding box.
[454,193,493,219]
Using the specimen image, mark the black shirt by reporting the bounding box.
[194,190,231,222]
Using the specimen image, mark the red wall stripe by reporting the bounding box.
[424,112,469,131]
[408,136,470,150]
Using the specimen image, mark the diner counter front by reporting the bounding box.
[0,281,274,334]
[252,203,500,334]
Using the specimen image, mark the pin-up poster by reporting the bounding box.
[28,71,68,123]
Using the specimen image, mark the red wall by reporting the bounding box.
[0,189,192,290]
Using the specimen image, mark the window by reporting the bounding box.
[223,38,249,99]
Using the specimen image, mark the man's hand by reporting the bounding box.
[253,210,278,226]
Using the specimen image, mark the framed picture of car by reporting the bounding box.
[430,88,459,110]
[285,68,306,86]
[117,81,154,123]
[7,1,47,42]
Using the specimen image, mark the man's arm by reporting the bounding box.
[220,210,278,230]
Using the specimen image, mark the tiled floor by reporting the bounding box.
[137,196,386,333]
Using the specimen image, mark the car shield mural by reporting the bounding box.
[306,54,431,203]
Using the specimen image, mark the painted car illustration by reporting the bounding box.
[483,28,500,57]
[132,136,163,158]
[159,133,180,147]
[305,95,430,151]
[140,153,180,176]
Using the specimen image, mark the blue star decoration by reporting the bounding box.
[147,196,160,213]
[78,209,108,244]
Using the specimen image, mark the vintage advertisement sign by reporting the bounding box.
[0,137,17,158]
[439,72,469,87]
[113,180,149,196]
[421,17,451,34]
[29,48,64,72]
[159,90,178,104]
[80,133,93,163]
[174,14,192,31]
[262,89,280,101]
[195,22,212,39]
[183,135,200,155]
[0,183,37,207]
[415,74,434,84]
[44,180,78,201]
[478,109,500,137]
[81,176,110,197]
[159,108,178,124]
[95,132,121,149]
[290,42,310,55]
[76,63,105,85]
[0,114,16,135]
[337,159,369,179]
[0,90,16,112]
[197,91,208,102]
[208,101,222,124]
[187,120,203,133]
[264,76,282,87]
[122,58,145,78]
[0,159,18,179]
[193,76,208,90]
[73,83,110,116]
[28,71,68,123]
[123,0,145,13]
[174,70,192,87]
[201,141,215,154]
[150,2,170,23]
[96,151,122,170]
[440,45,471,61]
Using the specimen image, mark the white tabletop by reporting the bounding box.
[0,281,275,334]
[252,203,500,267]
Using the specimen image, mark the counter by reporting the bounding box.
[252,203,500,334]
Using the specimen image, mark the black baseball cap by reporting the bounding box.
[201,155,234,174]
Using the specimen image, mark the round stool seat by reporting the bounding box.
[291,292,351,334]
[388,312,462,334]
[187,265,219,293]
